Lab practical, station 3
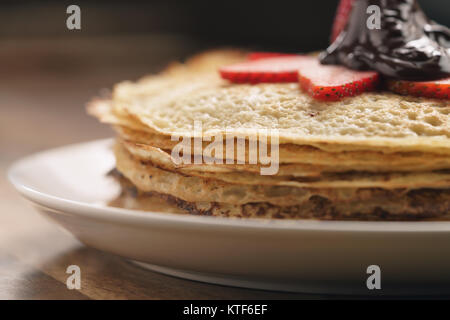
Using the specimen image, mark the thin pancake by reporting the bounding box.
[111,170,450,220]
[121,140,450,189]
[115,142,450,207]
[110,51,450,154]
[115,125,450,172]
[88,101,450,172]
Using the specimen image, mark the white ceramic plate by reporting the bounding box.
[8,139,450,295]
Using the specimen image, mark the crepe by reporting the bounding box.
[89,101,450,172]
[120,140,450,189]
[110,160,450,220]
[109,51,449,154]
[89,50,450,220]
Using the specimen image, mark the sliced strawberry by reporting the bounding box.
[219,56,308,84]
[331,0,356,43]
[247,52,298,61]
[387,78,450,100]
[297,56,379,101]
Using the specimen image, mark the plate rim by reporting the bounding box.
[8,138,450,233]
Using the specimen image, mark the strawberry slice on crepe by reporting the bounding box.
[387,78,450,100]
[219,55,379,100]
[297,56,379,101]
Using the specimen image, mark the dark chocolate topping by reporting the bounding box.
[320,0,450,81]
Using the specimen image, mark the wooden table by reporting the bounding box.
[0,36,328,299]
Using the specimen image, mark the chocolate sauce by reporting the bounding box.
[320,0,450,81]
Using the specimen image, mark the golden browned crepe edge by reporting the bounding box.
[110,169,450,221]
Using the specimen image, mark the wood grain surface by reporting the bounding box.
[0,36,332,300]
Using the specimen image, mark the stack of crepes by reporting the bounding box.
[89,50,450,220]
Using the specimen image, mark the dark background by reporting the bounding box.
[1,0,448,51]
